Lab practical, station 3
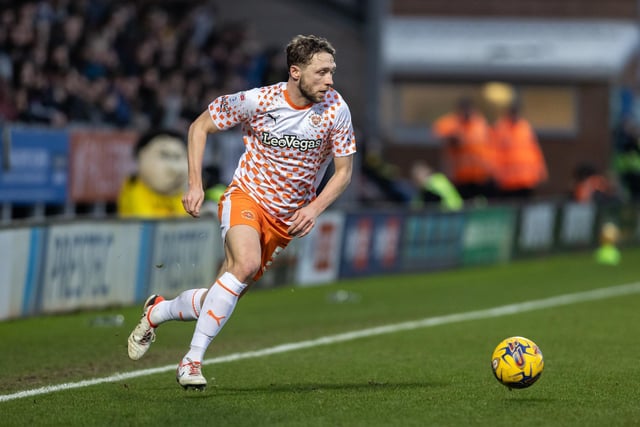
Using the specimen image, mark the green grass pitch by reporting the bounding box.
[1,247,640,426]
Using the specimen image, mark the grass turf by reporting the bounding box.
[1,248,639,426]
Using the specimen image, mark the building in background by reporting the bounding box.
[378,0,640,199]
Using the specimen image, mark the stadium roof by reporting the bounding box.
[383,17,640,80]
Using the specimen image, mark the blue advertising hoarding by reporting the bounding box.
[0,127,69,203]
[339,212,404,277]
[401,211,465,271]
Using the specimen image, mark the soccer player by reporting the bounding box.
[127,34,356,390]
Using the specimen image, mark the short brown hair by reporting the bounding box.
[286,35,336,69]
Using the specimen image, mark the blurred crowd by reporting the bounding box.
[2,1,636,213]
[0,0,287,131]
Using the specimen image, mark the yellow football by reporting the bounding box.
[491,336,544,389]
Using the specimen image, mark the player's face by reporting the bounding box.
[298,52,335,104]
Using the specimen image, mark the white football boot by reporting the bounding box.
[127,294,164,360]
[176,358,207,390]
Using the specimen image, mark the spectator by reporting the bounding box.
[0,77,17,120]
[432,97,496,201]
[360,151,414,205]
[410,161,463,211]
[0,0,276,133]
[137,66,163,128]
[613,115,640,201]
[492,102,548,200]
[573,163,619,204]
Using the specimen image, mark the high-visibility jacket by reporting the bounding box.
[412,172,464,211]
[574,175,613,203]
[433,112,495,185]
[492,117,547,190]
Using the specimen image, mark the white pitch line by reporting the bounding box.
[2,281,640,403]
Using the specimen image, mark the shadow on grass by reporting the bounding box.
[499,396,555,403]
[178,380,448,398]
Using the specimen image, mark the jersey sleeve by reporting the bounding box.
[208,89,259,130]
[330,103,357,157]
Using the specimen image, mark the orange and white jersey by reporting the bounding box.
[208,82,356,224]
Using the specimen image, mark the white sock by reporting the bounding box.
[184,272,247,362]
[148,288,208,326]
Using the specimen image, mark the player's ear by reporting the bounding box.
[289,64,301,81]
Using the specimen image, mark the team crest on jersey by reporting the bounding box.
[241,210,256,220]
[309,113,323,127]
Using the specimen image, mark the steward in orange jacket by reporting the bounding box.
[433,99,496,200]
[573,163,618,204]
[492,105,547,199]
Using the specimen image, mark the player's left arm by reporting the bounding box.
[287,154,353,237]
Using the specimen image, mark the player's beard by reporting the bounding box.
[299,76,324,104]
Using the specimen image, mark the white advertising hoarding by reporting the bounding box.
[518,203,556,252]
[0,228,32,320]
[148,219,221,297]
[560,203,596,246]
[40,222,142,313]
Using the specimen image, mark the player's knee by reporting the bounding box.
[228,258,261,283]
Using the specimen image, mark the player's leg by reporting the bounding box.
[178,207,291,367]
[149,288,209,324]
[177,224,261,389]
[129,191,259,364]
[176,189,263,390]
[127,288,210,361]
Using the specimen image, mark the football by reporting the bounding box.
[491,336,544,389]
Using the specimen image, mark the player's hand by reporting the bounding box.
[182,186,205,218]
[288,205,319,237]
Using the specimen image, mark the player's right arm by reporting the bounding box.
[182,109,220,217]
